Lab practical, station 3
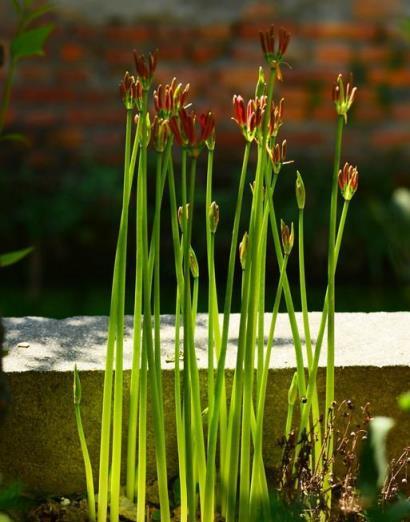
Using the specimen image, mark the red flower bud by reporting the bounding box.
[338,162,359,201]
[259,25,291,77]
[133,49,158,88]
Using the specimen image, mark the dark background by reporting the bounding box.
[0,0,409,318]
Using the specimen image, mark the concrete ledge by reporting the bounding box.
[0,313,409,494]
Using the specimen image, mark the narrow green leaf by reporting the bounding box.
[398,391,410,412]
[0,246,33,267]
[0,133,30,145]
[10,24,53,61]
[22,4,54,30]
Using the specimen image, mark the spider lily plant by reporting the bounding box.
[73,24,358,522]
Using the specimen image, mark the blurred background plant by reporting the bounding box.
[0,0,409,317]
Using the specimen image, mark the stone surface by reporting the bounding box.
[0,313,409,494]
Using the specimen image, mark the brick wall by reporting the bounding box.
[1,0,410,168]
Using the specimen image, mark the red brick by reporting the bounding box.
[311,104,337,122]
[14,87,76,102]
[355,104,384,122]
[217,65,259,93]
[316,44,352,65]
[392,103,410,121]
[300,22,377,41]
[231,42,260,63]
[353,0,400,19]
[157,45,185,61]
[105,49,134,68]
[24,111,58,126]
[198,24,231,41]
[369,68,410,87]
[60,42,85,62]
[240,2,276,21]
[372,128,410,148]
[190,44,224,64]
[102,25,151,44]
[56,69,91,85]
[357,46,390,63]
[52,128,84,149]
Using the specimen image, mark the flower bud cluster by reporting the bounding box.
[154,78,190,119]
[169,109,215,157]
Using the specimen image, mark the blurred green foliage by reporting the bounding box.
[0,146,408,317]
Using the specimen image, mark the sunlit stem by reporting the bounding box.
[298,200,349,456]
[97,109,135,522]
[204,141,251,522]
[73,367,96,522]
[250,254,289,521]
[168,155,188,521]
[324,114,344,508]
[238,142,266,522]
[140,90,171,522]
[298,207,322,465]
[127,140,172,501]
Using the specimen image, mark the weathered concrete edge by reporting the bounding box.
[0,313,409,494]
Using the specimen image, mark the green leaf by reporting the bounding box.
[0,133,30,145]
[0,246,33,267]
[358,416,395,504]
[151,509,161,521]
[10,24,53,61]
[398,391,410,412]
[22,4,54,30]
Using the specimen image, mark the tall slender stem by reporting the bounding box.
[139,91,171,522]
[324,115,344,507]
[297,200,350,456]
[204,141,251,522]
[97,110,135,522]
[298,207,322,463]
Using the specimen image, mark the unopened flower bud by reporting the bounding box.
[208,201,219,233]
[189,247,199,278]
[239,231,248,270]
[332,73,357,123]
[288,372,298,406]
[338,163,358,201]
[295,170,305,210]
[281,219,294,255]
[255,66,266,98]
[177,204,190,230]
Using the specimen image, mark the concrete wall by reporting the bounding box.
[0,313,409,494]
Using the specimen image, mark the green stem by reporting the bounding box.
[110,110,135,521]
[324,115,344,507]
[298,208,322,463]
[74,369,96,522]
[180,150,196,521]
[168,156,188,521]
[298,200,350,444]
[97,110,135,522]
[140,91,171,522]
[250,255,289,521]
[204,141,251,522]
[238,143,266,522]
[184,157,206,513]
[154,151,164,417]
